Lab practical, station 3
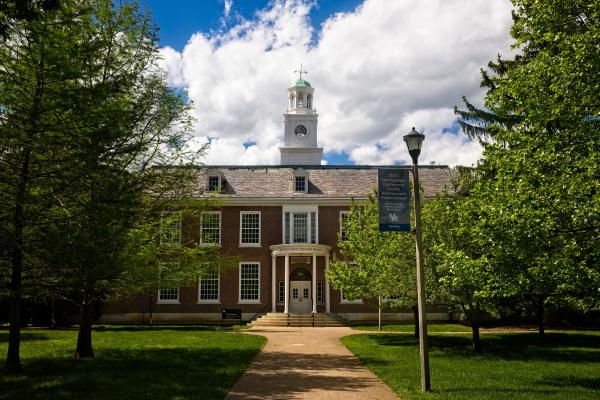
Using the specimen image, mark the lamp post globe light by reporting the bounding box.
[403,127,430,392]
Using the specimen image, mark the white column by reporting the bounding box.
[284,255,290,314]
[325,255,331,313]
[271,255,277,312]
[312,254,317,313]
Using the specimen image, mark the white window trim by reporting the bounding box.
[282,205,319,244]
[199,211,222,247]
[316,280,324,304]
[160,211,181,246]
[239,211,261,247]
[197,267,220,304]
[238,262,261,304]
[339,211,350,242]
[340,289,363,304]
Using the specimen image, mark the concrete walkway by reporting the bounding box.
[225,326,399,400]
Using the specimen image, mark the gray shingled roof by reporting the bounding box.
[198,166,455,199]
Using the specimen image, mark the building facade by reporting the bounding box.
[101,76,453,324]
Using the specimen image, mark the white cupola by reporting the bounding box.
[280,65,323,165]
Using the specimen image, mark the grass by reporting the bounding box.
[352,323,472,332]
[341,331,600,400]
[0,325,266,400]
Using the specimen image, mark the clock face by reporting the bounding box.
[295,125,308,138]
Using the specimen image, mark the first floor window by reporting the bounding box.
[278,281,285,304]
[200,211,221,245]
[160,211,181,245]
[158,288,179,302]
[158,263,180,303]
[316,281,324,303]
[199,265,220,302]
[240,262,260,302]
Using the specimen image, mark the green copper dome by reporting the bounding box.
[295,79,311,87]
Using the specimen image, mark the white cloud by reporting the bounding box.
[159,0,514,166]
[224,0,233,18]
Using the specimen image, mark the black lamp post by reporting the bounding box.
[403,127,430,392]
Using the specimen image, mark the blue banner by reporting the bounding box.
[378,168,411,232]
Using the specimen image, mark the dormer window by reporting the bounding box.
[295,176,306,192]
[207,174,221,192]
[293,168,308,193]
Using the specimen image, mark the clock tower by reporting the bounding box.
[280,67,323,165]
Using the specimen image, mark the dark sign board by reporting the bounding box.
[378,168,411,232]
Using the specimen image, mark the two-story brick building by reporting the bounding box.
[101,75,453,325]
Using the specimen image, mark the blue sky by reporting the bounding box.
[146,0,364,52]
[150,0,513,166]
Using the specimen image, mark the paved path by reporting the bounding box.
[225,326,399,400]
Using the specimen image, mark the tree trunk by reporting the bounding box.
[412,305,419,338]
[378,296,382,331]
[5,147,32,374]
[75,298,94,358]
[537,300,545,342]
[471,324,481,354]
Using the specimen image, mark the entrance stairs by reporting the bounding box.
[251,313,349,327]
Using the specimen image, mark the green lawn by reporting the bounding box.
[352,323,471,332]
[0,325,265,400]
[341,331,600,400]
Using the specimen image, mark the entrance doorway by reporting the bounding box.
[290,281,311,313]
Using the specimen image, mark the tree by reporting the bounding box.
[453,0,600,339]
[327,192,432,336]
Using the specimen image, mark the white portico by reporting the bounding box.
[270,244,332,314]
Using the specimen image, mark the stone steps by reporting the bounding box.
[251,313,350,327]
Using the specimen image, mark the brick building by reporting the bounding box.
[102,75,453,324]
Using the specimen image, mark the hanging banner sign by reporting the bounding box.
[378,168,411,232]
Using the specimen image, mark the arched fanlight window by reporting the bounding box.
[306,94,312,109]
[297,92,304,108]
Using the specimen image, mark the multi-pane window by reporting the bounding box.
[278,281,285,304]
[160,211,181,245]
[239,262,260,302]
[158,263,179,303]
[200,211,221,245]
[316,281,323,303]
[293,213,308,243]
[207,176,221,192]
[198,265,219,302]
[340,211,350,242]
[158,288,179,302]
[240,212,261,246]
[294,176,306,192]
[284,211,317,244]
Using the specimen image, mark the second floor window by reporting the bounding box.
[200,211,221,245]
[284,210,317,244]
[240,211,261,246]
[160,211,181,245]
[340,211,350,242]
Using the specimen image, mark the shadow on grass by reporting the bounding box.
[0,346,259,400]
[537,375,600,390]
[367,332,600,364]
[0,332,50,343]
